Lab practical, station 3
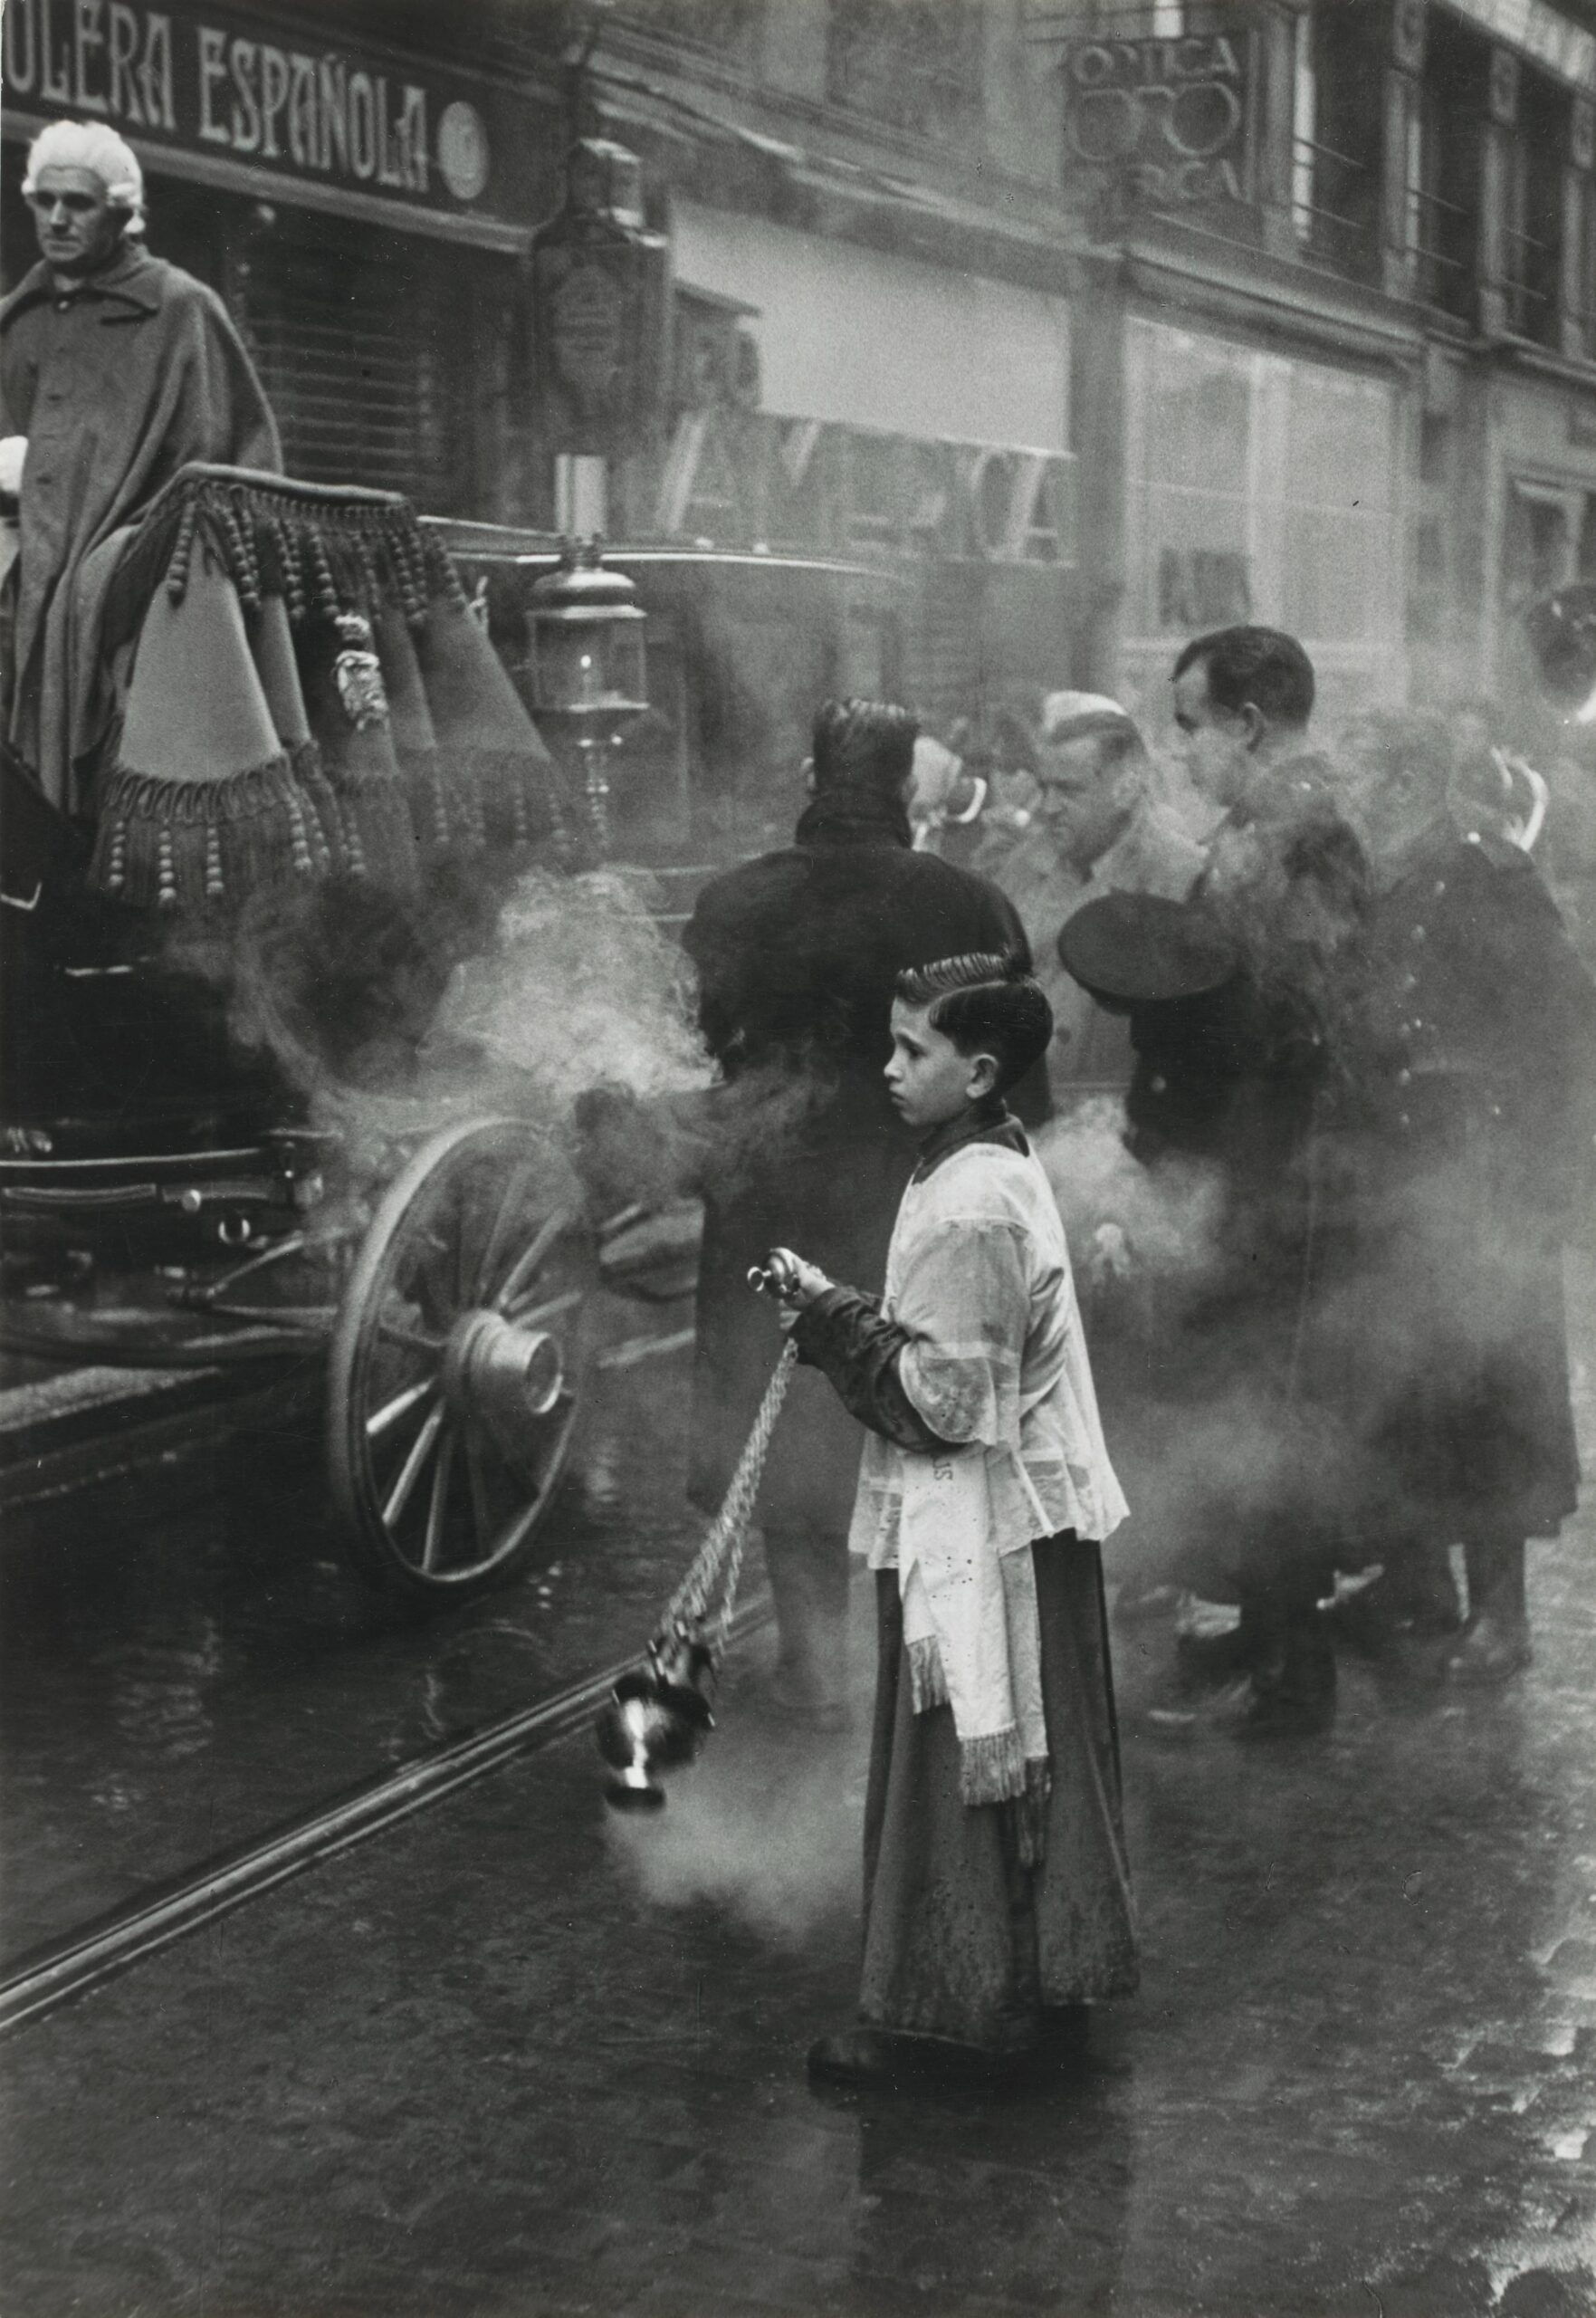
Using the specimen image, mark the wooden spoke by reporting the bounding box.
[492,1211,572,1317]
[421,1428,456,1575]
[464,1429,497,1556]
[329,1118,596,1599]
[366,1374,438,1442]
[381,1400,445,1529]
[473,1160,540,1305]
[376,1317,444,1355]
[503,1286,584,1331]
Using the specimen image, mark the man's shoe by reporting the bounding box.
[1221,1643,1336,1740]
[1445,1614,1532,1687]
[1324,1557,1462,1651]
[1145,1675,1251,1738]
[1227,1681,1336,1740]
[1175,1623,1257,1692]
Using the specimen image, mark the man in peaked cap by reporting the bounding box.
[1059,628,1371,1738]
[0,120,280,815]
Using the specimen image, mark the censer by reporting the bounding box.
[596,1259,801,1810]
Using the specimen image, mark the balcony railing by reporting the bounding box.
[1408,183,1475,321]
[1502,218,1559,344]
[1291,135,1379,278]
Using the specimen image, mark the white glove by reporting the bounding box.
[0,436,27,497]
[1087,1221,1134,1286]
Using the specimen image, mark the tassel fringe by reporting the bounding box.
[90,756,328,911]
[108,473,436,653]
[334,780,420,895]
[956,1726,1028,1811]
[908,1635,950,1714]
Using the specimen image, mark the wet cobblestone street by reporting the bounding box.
[1,1266,1593,2315]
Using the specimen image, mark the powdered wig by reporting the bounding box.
[23,120,146,237]
[811,698,918,797]
[895,950,1052,1094]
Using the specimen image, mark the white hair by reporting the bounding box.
[22,120,146,238]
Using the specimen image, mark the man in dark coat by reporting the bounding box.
[683,698,1038,1723]
[1060,626,1370,1737]
[0,120,281,813]
[1333,711,1596,1681]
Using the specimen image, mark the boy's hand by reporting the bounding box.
[750,1249,833,1311]
[1087,1221,1134,1287]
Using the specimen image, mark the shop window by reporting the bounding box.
[1291,0,1383,281]
[826,0,982,138]
[1124,320,1400,667]
[1505,68,1567,345]
[239,214,473,513]
[1501,479,1596,611]
[1406,13,1486,321]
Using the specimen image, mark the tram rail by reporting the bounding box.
[0,1595,771,2037]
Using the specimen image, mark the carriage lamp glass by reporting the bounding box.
[526,541,647,718]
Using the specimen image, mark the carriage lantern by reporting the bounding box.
[526,541,647,847]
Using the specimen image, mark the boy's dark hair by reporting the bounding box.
[894,951,1053,1095]
[812,698,918,796]
[1173,626,1315,731]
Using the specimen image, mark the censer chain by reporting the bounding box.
[658,1336,799,1662]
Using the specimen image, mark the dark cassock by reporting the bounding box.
[683,771,1039,1719]
[1060,756,1371,1729]
[0,243,281,814]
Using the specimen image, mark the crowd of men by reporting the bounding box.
[3,116,1592,1759]
[684,635,1596,1741]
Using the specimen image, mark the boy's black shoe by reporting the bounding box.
[807,2028,916,2088]
[807,2027,1033,2090]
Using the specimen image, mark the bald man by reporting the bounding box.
[0,120,280,812]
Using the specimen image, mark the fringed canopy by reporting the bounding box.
[91,465,586,911]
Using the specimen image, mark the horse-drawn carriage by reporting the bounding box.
[0,462,687,1601]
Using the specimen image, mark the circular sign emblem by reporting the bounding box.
[437,101,490,202]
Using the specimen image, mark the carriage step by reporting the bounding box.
[0,1358,309,1514]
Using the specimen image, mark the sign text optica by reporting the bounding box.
[1060,31,1253,209]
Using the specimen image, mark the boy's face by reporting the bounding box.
[884,1001,998,1133]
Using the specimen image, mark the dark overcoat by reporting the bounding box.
[1122,763,1370,1350]
[1343,824,1596,1545]
[1075,764,1371,1590]
[682,784,1036,1530]
[0,245,281,809]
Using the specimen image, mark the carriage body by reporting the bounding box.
[1,471,899,1596]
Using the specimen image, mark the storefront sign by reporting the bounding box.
[1,0,547,228]
[1060,28,1256,209]
[657,408,1076,568]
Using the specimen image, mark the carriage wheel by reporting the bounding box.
[327,1118,597,1600]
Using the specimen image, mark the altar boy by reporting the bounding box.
[776,952,1138,2086]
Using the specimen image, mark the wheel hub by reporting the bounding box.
[444,1307,564,1461]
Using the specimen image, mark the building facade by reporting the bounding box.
[11,0,1596,776]
[1040,0,1596,745]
